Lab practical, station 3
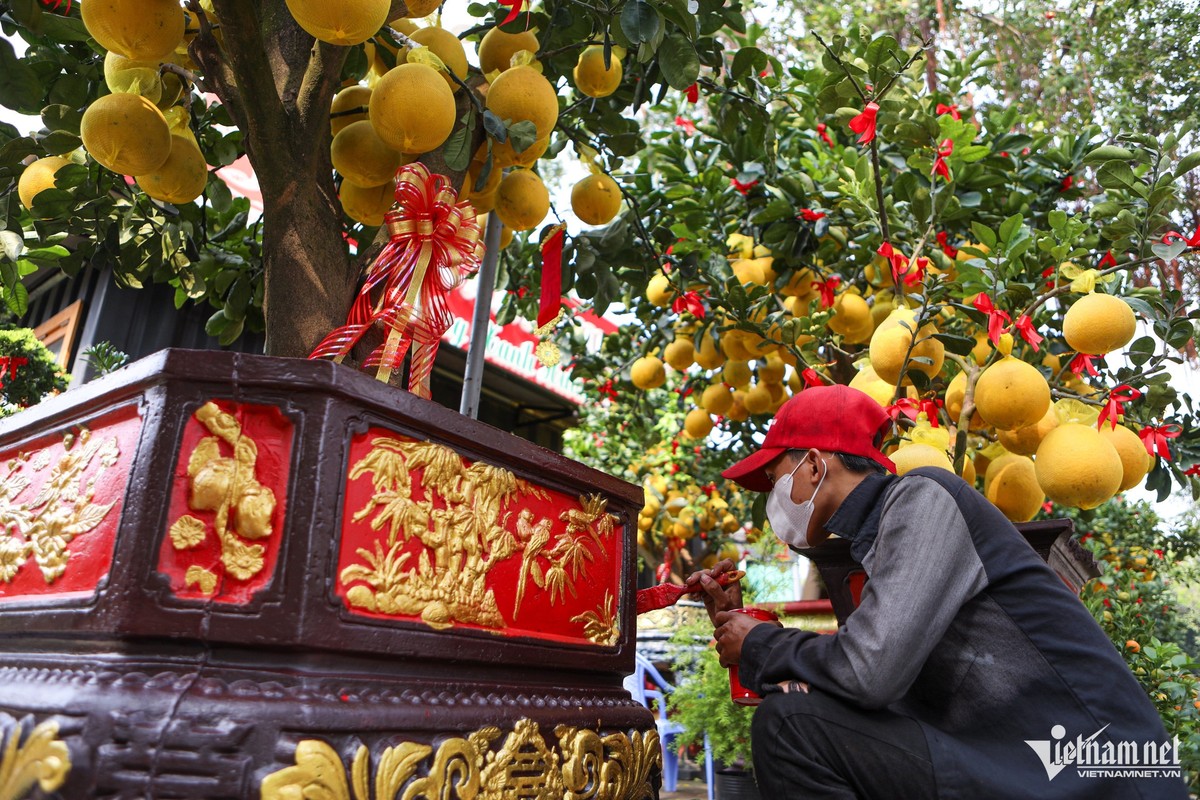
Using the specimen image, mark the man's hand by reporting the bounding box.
[712,609,771,667]
[685,558,742,625]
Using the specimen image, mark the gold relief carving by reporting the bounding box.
[0,718,71,800]
[340,436,619,635]
[571,590,620,647]
[261,720,659,800]
[172,402,277,582]
[0,428,120,585]
[184,565,218,595]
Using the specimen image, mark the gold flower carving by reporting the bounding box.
[0,428,120,586]
[340,436,621,639]
[0,716,70,800]
[261,718,659,800]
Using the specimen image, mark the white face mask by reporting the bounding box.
[766,455,828,549]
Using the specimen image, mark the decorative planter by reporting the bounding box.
[0,350,659,798]
[713,767,761,800]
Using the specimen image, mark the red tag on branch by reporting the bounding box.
[1097,384,1142,430]
[848,102,880,145]
[538,224,566,329]
[972,293,1011,346]
[1139,424,1181,460]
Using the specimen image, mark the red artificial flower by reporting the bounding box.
[731,177,758,195]
[936,103,962,120]
[671,291,707,319]
[1097,384,1141,430]
[798,209,826,222]
[1013,314,1043,352]
[816,123,834,148]
[1060,174,1074,192]
[848,102,880,145]
[1069,352,1099,377]
[1162,228,1200,248]
[812,276,841,309]
[1139,424,1181,460]
[973,293,1011,346]
[674,116,697,136]
[932,138,954,181]
[684,83,699,103]
[936,231,958,258]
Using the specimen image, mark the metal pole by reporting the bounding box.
[460,214,502,418]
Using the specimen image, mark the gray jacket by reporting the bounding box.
[740,468,1187,798]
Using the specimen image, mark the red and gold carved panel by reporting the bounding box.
[336,431,623,646]
[0,406,141,602]
[157,401,293,605]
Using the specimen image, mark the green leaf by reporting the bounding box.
[443,110,474,172]
[969,222,997,250]
[1151,240,1187,262]
[507,120,538,153]
[39,130,81,156]
[998,213,1023,244]
[1175,151,1200,179]
[932,332,976,356]
[620,0,661,45]
[1048,210,1067,231]
[41,104,82,136]
[658,34,699,90]
[0,231,24,262]
[208,179,233,213]
[0,39,43,113]
[1081,145,1136,165]
[482,109,508,143]
[1096,161,1137,191]
[731,47,768,82]
[5,281,28,317]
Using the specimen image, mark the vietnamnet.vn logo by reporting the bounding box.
[1025,724,1181,780]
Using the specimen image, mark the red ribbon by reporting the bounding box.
[1069,352,1099,377]
[684,83,699,103]
[1013,314,1042,351]
[813,275,840,308]
[38,0,70,10]
[1060,174,1074,192]
[801,368,824,387]
[936,103,961,120]
[0,356,27,388]
[538,224,565,329]
[1162,229,1200,248]
[903,257,929,287]
[972,293,1011,346]
[816,123,834,148]
[799,209,826,222]
[1097,384,1142,430]
[848,102,880,145]
[936,231,958,259]
[877,242,908,285]
[597,379,618,400]
[309,163,482,397]
[932,138,954,181]
[498,0,525,26]
[1184,464,1200,477]
[671,290,706,319]
[674,116,696,136]
[1041,265,1057,290]
[1139,424,1181,460]
[731,177,758,194]
[886,398,921,423]
[1096,250,1117,269]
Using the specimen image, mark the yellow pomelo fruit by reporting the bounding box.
[842,315,876,346]
[960,456,977,485]
[486,65,559,140]
[340,178,396,226]
[827,292,871,336]
[974,355,1050,431]
[103,51,163,103]
[870,299,895,330]
[409,27,469,90]
[996,403,1058,456]
[684,408,714,439]
[156,71,185,110]
[495,169,549,232]
[285,0,389,45]
[646,273,673,307]
[498,224,514,249]
[701,383,734,416]
[743,384,773,415]
[81,92,173,175]
[971,334,990,366]
[869,308,945,385]
[631,356,666,389]
[891,444,953,475]
[983,451,1022,496]
[1035,423,1123,509]
[1063,293,1137,355]
[780,268,816,299]
[848,363,895,407]
[720,330,755,361]
[492,134,551,168]
[758,354,786,384]
[395,0,441,18]
[17,156,71,216]
[1097,423,1152,493]
[727,391,749,422]
[135,133,207,204]
[722,360,751,389]
[731,258,766,286]
[864,255,895,288]
[695,335,724,370]
[331,120,407,187]
[573,45,623,98]
[985,454,1044,522]
[945,371,967,421]
[478,27,539,74]
[370,63,456,154]
[571,173,622,226]
[664,339,695,371]
[331,85,372,136]
[84,0,184,60]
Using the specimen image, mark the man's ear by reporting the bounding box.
[801,449,823,484]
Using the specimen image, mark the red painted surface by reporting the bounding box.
[336,428,624,646]
[156,400,293,605]
[0,405,142,602]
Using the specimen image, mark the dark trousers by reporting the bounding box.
[751,689,937,799]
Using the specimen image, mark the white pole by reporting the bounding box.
[460,214,502,418]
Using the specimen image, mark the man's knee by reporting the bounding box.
[752,689,827,745]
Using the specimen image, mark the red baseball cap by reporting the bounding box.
[722,384,896,492]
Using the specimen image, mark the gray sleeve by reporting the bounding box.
[739,475,988,708]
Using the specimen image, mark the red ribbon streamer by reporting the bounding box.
[903,257,929,287]
[1162,229,1200,248]
[1097,384,1142,430]
[1096,250,1117,269]
[309,163,482,398]
[799,209,826,222]
[1069,353,1099,377]
[972,293,1011,346]
[731,177,758,194]
[684,83,699,103]
[671,291,706,318]
[1013,314,1042,352]
[848,102,880,145]
[816,123,834,148]
[538,224,565,329]
[0,356,27,389]
[813,276,840,308]
[937,231,958,259]
[1139,424,1181,460]
[877,242,907,285]
[932,138,954,181]
[498,0,525,26]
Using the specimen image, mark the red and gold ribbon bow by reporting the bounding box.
[1069,352,1099,377]
[1097,384,1142,430]
[1139,424,1181,460]
[1013,314,1042,351]
[972,293,1011,346]
[813,275,841,309]
[932,138,954,181]
[848,102,880,145]
[672,290,707,318]
[309,163,483,398]
[936,102,961,120]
